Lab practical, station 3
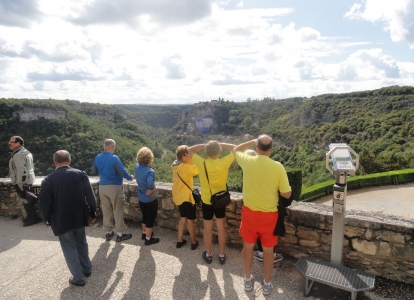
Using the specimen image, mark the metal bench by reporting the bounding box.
[295,257,375,300]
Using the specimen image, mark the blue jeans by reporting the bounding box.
[58,227,92,285]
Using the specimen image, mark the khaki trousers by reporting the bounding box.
[99,185,126,233]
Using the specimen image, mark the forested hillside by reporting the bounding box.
[2,85,414,189]
[0,99,186,178]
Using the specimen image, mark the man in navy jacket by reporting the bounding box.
[40,150,96,286]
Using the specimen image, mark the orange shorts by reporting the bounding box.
[239,205,278,248]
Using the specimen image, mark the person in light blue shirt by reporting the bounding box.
[135,147,160,246]
[91,139,134,242]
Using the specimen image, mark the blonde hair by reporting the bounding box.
[176,145,188,161]
[205,140,221,158]
[137,147,154,165]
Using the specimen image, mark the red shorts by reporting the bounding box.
[239,206,278,248]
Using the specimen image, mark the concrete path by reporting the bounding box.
[1,216,414,300]
[314,182,414,218]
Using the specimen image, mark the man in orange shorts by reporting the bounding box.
[234,135,291,296]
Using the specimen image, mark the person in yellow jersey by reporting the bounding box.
[171,145,200,250]
[187,140,236,265]
[233,135,291,296]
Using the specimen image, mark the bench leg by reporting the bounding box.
[305,278,314,296]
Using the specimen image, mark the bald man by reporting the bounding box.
[233,135,291,296]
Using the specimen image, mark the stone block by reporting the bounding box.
[297,228,320,240]
[320,233,331,244]
[365,228,373,240]
[299,239,320,248]
[130,196,139,205]
[161,198,175,210]
[394,245,414,262]
[280,235,298,244]
[375,231,405,244]
[379,242,391,257]
[345,226,365,237]
[285,226,296,235]
[352,239,377,256]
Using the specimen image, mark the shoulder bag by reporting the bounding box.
[177,173,201,205]
[203,161,231,210]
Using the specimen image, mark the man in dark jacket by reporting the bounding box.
[39,150,97,286]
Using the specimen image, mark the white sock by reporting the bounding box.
[117,232,122,237]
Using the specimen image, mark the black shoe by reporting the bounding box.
[218,254,226,265]
[202,251,212,264]
[83,272,92,277]
[69,277,85,287]
[176,239,187,248]
[105,231,114,241]
[142,232,153,240]
[145,237,160,246]
[23,216,42,227]
[116,233,132,242]
[191,240,199,250]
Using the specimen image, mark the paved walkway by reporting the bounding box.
[314,182,414,218]
[1,215,414,300]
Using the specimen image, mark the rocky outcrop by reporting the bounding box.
[13,107,66,121]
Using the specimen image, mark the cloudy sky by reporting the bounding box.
[0,0,413,104]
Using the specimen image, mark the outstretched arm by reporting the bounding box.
[233,139,257,153]
[187,144,205,158]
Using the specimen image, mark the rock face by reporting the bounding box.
[13,107,66,121]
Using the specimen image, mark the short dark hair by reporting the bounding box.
[257,137,272,152]
[53,150,71,163]
[12,136,24,146]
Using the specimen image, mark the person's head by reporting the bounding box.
[256,134,273,156]
[104,139,116,152]
[53,150,71,167]
[244,149,257,157]
[8,136,24,151]
[176,145,189,162]
[137,147,154,165]
[205,140,221,159]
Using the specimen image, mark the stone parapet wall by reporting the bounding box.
[277,202,414,284]
[1,178,414,284]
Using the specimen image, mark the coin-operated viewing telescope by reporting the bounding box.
[326,143,359,265]
[295,144,374,300]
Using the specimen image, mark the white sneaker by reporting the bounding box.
[262,280,274,296]
[274,252,283,263]
[253,250,263,261]
[244,276,254,292]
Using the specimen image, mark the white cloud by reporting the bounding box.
[345,0,414,48]
[0,1,412,104]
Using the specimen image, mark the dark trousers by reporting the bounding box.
[58,227,92,285]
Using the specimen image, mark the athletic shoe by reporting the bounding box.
[145,236,160,245]
[191,240,199,250]
[253,251,284,263]
[105,231,114,241]
[218,254,226,265]
[244,276,254,292]
[262,280,274,296]
[253,250,263,261]
[116,233,132,242]
[274,252,283,263]
[176,239,187,248]
[202,251,212,264]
